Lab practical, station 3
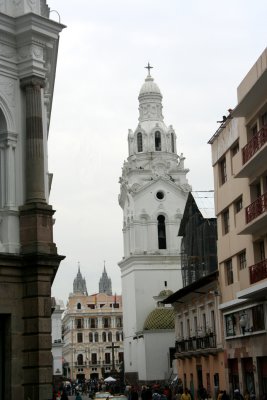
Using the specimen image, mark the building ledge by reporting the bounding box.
[237,280,267,299]
[218,298,247,311]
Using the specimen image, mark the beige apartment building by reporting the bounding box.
[209,48,267,398]
[62,267,124,381]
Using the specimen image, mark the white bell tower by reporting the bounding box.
[118,65,191,382]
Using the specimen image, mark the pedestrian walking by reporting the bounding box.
[181,388,191,400]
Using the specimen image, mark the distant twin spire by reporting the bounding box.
[73,261,112,296]
[73,262,88,295]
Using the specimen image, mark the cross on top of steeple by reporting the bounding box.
[145,62,153,76]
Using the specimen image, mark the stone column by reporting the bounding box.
[20,76,46,204]
[18,76,65,399]
[19,76,57,255]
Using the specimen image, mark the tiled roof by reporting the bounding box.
[144,308,175,330]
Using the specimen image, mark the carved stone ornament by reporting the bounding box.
[18,44,43,61]
[0,78,16,108]
[153,164,167,177]
[0,44,16,61]
[27,0,36,10]
[130,183,141,193]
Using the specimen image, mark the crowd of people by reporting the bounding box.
[52,378,262,400]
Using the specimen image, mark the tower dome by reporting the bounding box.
[138,64,164,123]
[139,75,162,97]
[144,308,175,330]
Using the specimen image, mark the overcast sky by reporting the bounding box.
[48,0,267,304]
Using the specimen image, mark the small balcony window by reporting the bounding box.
[77,354,84,365]
[231,141,239,156]
[91,353,97,365]
[238,251,247,270]
[222,209,230,235]
[105,353,111,364]
[76,319,83,329]
[103,317,111,328]
[225,313,236,337]
[90,318,97,329]
[220,158,227,185]
[235,197,243,213]
[225,259,233,285]
[252,304,265,331]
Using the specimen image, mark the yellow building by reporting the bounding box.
[62,267,124,381]
[209,48,267,398]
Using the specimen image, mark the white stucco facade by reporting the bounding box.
[118,68,191,382]
[52,300,65,376]
[0,0,65,253]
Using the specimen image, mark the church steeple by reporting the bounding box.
[99,262,112,295]
[73,263,88,295]
[138,64,163,123]
[126,66,181,157]
[118,66,191,383]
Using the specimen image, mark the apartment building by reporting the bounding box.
[209,48,267,398]
[62,268,124,381]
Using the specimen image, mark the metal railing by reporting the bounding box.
[175,333,216,353]
[242,127,267,164]
[249,259,267,284]
[245,192,267,223]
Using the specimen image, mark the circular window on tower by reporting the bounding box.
[156,191,165,200]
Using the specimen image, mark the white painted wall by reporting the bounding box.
[143,331,174,381]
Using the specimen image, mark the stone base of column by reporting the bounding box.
[22,253,64,400]
[0,252,64,400]
[19,202,57,255]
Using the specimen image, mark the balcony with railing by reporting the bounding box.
[236,127,267,178]
[239,192,267,235]
[75,361,87,367]
[250,259,267,284]
[175,333,218,358]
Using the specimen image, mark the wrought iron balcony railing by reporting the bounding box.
[242,127,267,164]
[175,333,216,354]
[249,259,267,284]
[245,192,267,224]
